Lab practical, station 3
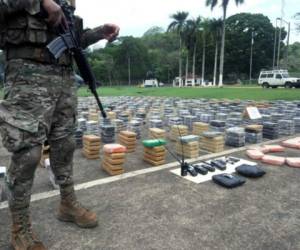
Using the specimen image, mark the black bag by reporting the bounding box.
[236,164,266,178]
[212,174,246,188]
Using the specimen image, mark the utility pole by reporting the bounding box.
[277,18,283,68]
[277,0,285,68]
[249,31,254,82]
[272,19,278,69]
[285,22,290,69]
[201,30,206,86]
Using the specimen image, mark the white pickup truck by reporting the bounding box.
[258,70,300,88]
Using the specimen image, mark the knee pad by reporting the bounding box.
[5,145,42,211]
[50,135,76,156]
[49,136,76,185]
[8,145,42,182]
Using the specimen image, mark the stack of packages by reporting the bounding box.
[82,135,101,159]
[136,110,147,124]
[170,125,189,141]
[118,113,130,124]
[245,125,263,144]
[102,144,126,175]
[168,117,182,127]
[114,119,126,133]
[86,121,100,135]
[101,124,115,144]
[227,118,243,127]
[263,122,279,139]
[278,120,295,136]
[118,131,137,153]
[176,135,199,159]
[149,128,166,139]
[192,122,209,136]
[107,111,117,120]
[200,131,225,153]
[128,120,142,139]
[210,120,226,133]
[200,113,213,123]
[183,115,197,130]
[215,113,227,121]
[225,127,246,147]
[81,111,89,120]
[143,139,167,166]
[77,118,87,133]
[74,129,83,148]
[149,119,164,129]
[271,113,284,123]
[88,111,99,122]
[293,117,300,133]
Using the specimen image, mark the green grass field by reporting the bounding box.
[0,86,299,100]
[78,86,300,101]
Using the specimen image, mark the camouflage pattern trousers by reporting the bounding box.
[0,59,77,212]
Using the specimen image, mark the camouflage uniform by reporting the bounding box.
[0,0,103,215]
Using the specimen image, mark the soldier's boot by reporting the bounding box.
[57,184,98,228]
[11,211,47,250]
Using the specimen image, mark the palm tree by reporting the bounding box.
[206,0,245,87]
[168,11,189,87]
[199,18,210,86]
[209,18,223,86]
[185,17,202,86]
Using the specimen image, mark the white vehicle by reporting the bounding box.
[258,70,300,88]
[144,79,158,87]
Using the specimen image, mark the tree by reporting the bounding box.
[224,13,285,80]
[199,18,211,85]
[143,26,165,37]
[206,0,245,86]
[185,17,202,86]
[286,42,300,73]
[115,37,150,85]
[142,31,179,83]
[168,11,189,87]
[208,18,222,86]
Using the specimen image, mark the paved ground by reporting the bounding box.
[0,145,300,250]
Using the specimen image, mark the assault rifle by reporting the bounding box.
[46,0,107,118]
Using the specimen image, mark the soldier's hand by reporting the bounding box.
[42,0,67,28]
[101,24,120,42]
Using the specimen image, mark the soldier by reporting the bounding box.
[0,0,119,249]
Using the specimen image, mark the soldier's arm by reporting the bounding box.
[74,16,103,49]
[75,16,119,49]
[0,0,41,16]
[80,26,105,49]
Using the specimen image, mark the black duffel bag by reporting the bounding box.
[212,174,246,188]
[236,164,266,178]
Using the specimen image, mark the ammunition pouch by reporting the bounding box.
[1,12,59,50]
[4,14,50,45]
[6,46,72,66]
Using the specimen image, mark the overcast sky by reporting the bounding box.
[76,0,299,48]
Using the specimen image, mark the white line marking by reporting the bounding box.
[0,135,297,210]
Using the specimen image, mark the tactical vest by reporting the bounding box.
[0,0,77,50]
[0,1,78,65]
[2,13,55,49]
